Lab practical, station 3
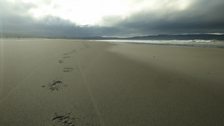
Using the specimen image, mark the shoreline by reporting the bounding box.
[0,39,224,126]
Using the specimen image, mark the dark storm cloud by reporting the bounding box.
[1,0,224,37]
[114,0,224,35]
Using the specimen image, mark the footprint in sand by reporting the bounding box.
[42,80,67,91]
[63,49,76,56]
[58,59,64,64]
[59,50,77,64]
[58,57,70,64]
[63,55,72,59]
[51,112,97,126]
[63,67,74,73]
[51,112,80,126]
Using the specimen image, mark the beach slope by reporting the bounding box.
[0,39,224,126]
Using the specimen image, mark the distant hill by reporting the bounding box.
[1,33,224,40]
[126,34,224,40]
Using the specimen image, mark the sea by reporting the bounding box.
[96,39,224,48]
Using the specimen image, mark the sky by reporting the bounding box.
[0,0,224,37]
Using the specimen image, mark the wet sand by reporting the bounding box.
[0,39,224,126]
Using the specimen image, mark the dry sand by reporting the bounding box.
[0,38,224,126]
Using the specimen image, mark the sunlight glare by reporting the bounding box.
[6,0,193,26]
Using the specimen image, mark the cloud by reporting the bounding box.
[0,0,125,37]
[112,0,224,35]
[0,0,224,37]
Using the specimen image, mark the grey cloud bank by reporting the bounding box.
[115,0,224,35]
[0,0,224,38]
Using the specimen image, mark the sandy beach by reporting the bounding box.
[0,38,224,126]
